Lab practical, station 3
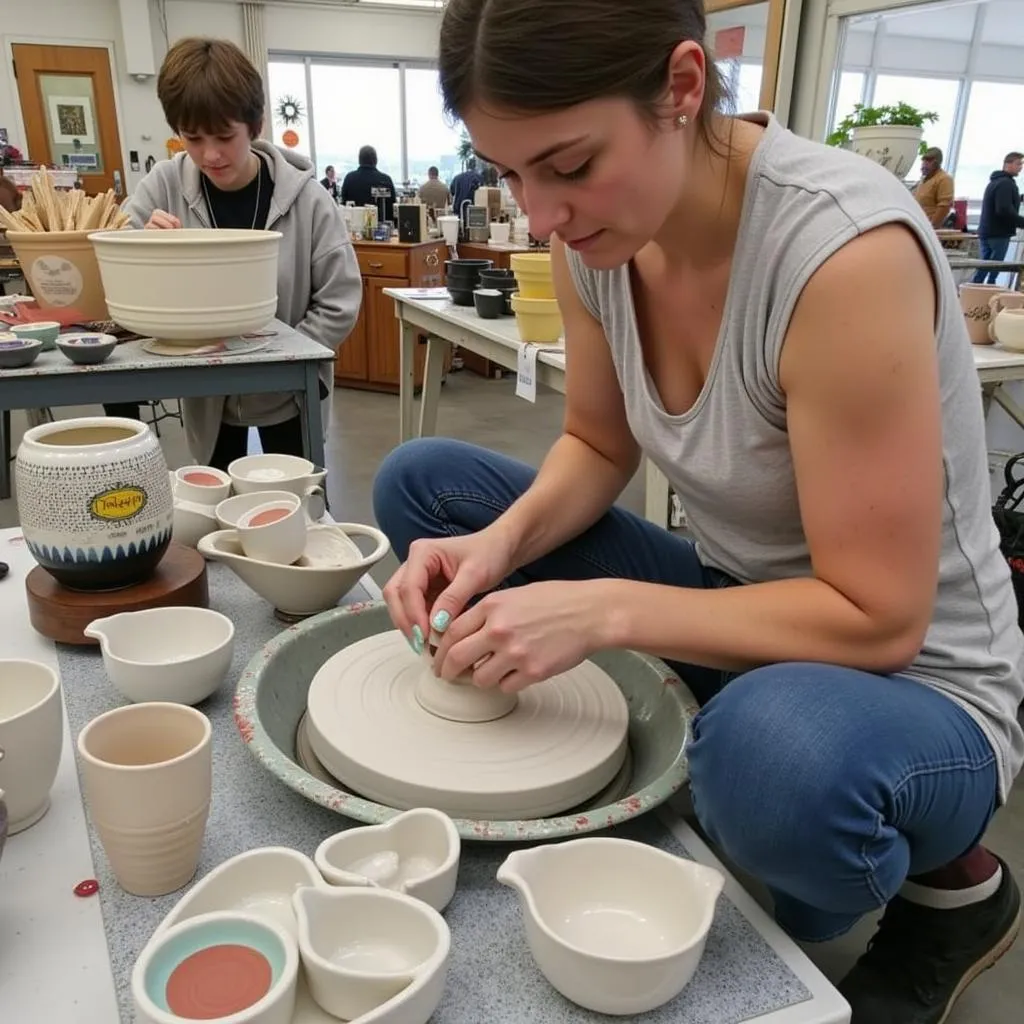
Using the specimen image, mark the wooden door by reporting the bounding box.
[335,281,370,382]
[12,43,125,196]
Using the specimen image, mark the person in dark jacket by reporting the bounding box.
[449,157,483,215]
[320,164,339,201]
[973,152,1024,284]
[340,146,395,223]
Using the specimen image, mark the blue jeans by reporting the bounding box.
[374,438,1000,941]
[973,237,1012,284]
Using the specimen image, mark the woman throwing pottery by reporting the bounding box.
[375,1,1023,1020]
[111,37,360,470]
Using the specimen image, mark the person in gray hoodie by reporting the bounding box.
[110,37,361,468]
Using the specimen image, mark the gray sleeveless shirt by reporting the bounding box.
[567,114,1024,801]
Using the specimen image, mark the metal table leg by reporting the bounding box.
[418,336,449,439]
[300,363,326,469]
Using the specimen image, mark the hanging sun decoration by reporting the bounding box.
[275,95,305,127]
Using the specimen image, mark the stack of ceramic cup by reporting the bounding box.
[510,253,563,343]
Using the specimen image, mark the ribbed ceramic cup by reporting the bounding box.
[77,702,212,896]
[0,660,63,834]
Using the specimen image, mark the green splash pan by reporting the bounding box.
[234,602,697,842]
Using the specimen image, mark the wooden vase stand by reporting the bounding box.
[25,543,209,645]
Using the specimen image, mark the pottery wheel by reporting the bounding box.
[306,631,629,820]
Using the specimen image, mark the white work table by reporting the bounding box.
[0,525,850,1023]
[387,289,1024,526]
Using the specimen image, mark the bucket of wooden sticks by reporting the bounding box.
[0,167,130,325]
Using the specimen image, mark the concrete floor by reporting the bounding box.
[1,372,1020,1020]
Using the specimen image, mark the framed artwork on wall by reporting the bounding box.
[47,94,96,146]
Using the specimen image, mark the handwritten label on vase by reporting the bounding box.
[89,487,147,522]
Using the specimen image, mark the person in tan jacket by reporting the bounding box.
[914,147,955,228]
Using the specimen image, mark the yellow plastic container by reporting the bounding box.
[511,294,563,344]
[7,230,110,323]
[511,252,555,299]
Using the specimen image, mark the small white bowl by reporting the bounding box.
[237,496,306,565]
[198,525,390,618]
[497,838,724,1016]
[155,847,327,941]
[84,607,235,706]
[132,910,298,1024]
[315,808,460,912]
[172,499,220,550]
[174,465,232,505]
[228,454,326,498]
[293,886,450,1022]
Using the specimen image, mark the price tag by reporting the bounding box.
[515,343,538,402]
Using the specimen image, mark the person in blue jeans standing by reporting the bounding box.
[973,151,1024,284]
[374,3,1022,1022]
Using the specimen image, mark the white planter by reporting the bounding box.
[849,124,924,179]
[89,228,281,342]
[15,417,173,591]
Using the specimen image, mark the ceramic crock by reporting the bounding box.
[15,417,173,591]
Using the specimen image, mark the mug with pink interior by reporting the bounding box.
[237,495,306,565]
[174,465,232,505]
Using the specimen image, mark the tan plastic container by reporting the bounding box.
[7,230,110,323]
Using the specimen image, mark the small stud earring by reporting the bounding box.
[676,114,689,127]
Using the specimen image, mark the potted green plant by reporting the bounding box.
[826,102,939,178]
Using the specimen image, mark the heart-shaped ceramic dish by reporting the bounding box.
[233,603,697,842]
[315,808,460,912]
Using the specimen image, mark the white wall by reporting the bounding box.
[1,0,441,192]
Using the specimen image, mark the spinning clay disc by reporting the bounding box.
[306,631,629,820]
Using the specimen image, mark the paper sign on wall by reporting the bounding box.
[714,26,746,60]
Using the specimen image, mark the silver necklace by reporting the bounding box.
[202,153,262,229]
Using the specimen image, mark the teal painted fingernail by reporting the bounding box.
[411,624,425,654]
[431,610,451,632]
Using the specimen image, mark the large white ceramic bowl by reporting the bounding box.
[497,838,725,1016]
[84,607,235,705]
[89,228,281,341]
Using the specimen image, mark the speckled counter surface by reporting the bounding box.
[57,565,814,1023]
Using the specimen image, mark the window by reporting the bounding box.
[716,61,762,114]
[831,71,866,130]
[956,82,1024,201]
[267,61,311,159]
[404,68,462,187]
[870,75,960,176]
[310,64,402,183]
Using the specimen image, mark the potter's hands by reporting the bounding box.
[383,527,516,647]
[144,210,182,230]
[432,581,609,693]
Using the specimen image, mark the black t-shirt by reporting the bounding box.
[341,165,396,222]
[201,153,273,230]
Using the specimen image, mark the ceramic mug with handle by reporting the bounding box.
[988,292,1024,342]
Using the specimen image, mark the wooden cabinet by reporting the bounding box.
[335,240,445,392]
